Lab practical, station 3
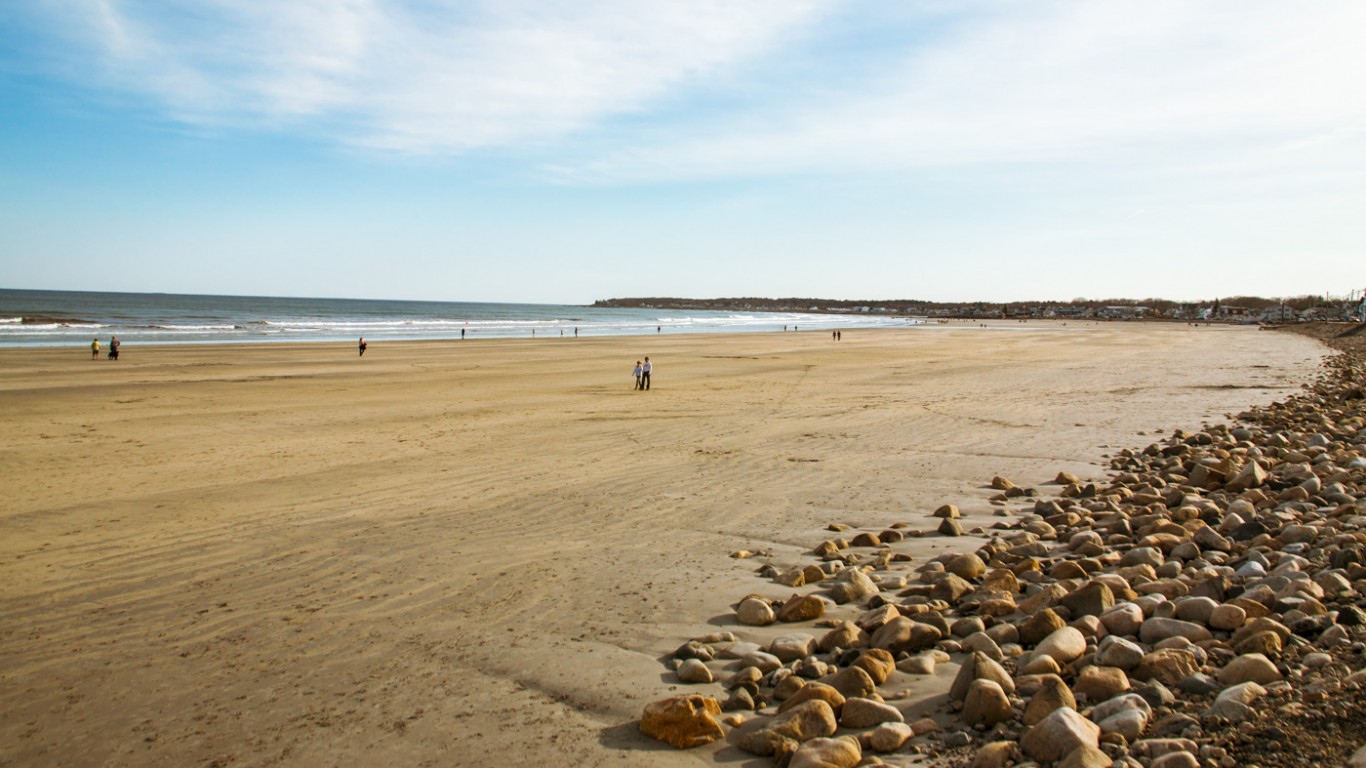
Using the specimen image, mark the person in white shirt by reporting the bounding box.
[641,357,652,390]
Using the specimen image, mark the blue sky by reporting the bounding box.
[2,1,1363,304]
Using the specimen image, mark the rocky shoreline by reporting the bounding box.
[640,323,1366,768]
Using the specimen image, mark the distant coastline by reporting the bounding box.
[595,294,1365,324]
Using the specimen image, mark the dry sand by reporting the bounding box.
[0,322,1327,767]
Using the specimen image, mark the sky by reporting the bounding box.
[1,1,1363,305]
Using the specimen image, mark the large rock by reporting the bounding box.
[779,594,828,622]
[770,633,819,662]
[950,651,1015,702]
[971,741,1021,768]
[1033,626,1087,666]
[817,620,867,652]
[737,596,776,626]
[851,649,896,685]
[1132,649,1200,685]
[946,552,987,580]
[1073,665,1129,703]
[870,616,941,654]
[840,697,903,728]
[1060,581,1115,618]
[1139,617,1213,644]
[1217,653,1282,685]
[828,569,879,605]
[788,736,862,768]
[676,659,714,683]
[1022,707,1101,764]
[1019,608,1067,646]
[963,679,1014,727]
[778,682,845,716]
[1100,602,1146,636]
[866,722,914,753]
[821,666,878,700]
[1023,674,1077,725]
[738,700,838,756]
[1096,635,1145,670]
[640,694,725,749]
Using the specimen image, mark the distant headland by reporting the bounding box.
[594,294,1366,324]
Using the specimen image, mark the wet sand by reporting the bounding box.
[0,323,1326,766]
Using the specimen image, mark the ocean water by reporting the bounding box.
[0,289,920,347]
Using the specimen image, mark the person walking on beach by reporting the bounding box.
[108,336,120,361]
[641,357,652,390]
[633,360,643,390]
[91,338,100,360]
[358,337,367,356]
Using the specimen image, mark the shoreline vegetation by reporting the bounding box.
[595,296,1366,324]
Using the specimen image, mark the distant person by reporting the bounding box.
[633,360,644,390]
[641,357,652,390]
[461,328,466,339]
[656,326,661,333]
[574,327,579,337]
[91,338,100,360]
[108,336,120,361]
[837,331,841,341]
[358,337,367,356]
[832,330,836,341]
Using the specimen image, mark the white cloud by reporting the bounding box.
[42,0,831,152]
[565,1,1366,182]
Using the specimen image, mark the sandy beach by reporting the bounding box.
[0,323,1328,767]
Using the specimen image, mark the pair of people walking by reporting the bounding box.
[632,357,652,390]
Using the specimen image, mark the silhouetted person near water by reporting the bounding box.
[359,337,367,356]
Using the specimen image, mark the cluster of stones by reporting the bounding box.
[641,348,1366,767]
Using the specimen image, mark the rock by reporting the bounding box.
[738,651,783,674]
[778,682,845,716]
[840,697,903,728]
[1132,648,1200,685]
[822,666,878,700]
[970,740,1021,768]
[1150,752,1201,768]
[779,593,828,622]
[1217,653,1282,685]
[676,659,714,683]
[1140,617,1214,644]
[946,552,987,580]
[1023,674,1077,725]
[870,616,941,654]
[1060,581,1115,618]
[897,654,936,675]
[961,631,1005,661]
[1022,707,1101,764]
[788,736,862,768]
[938,518,965,536]
[1208,603,1246,631]
[828,569,879,604]
[1100,602,1146,636]
[963,679,1014,727]
[1019,608,1068,646]
[1033,626,1087,666]
[931,573,975,602]
[818,620,867,652]
[1225,460,1268,492]
[770,633,818,662]
[866,721,914,753]
[934,503,960,518]
[1073,665,1129,703]
[851,648,896,685]
[1059,744,1114,768]
[737,700,839,756]
[640,694,725,749]
[1096,635,1145,670]
[950,651,1016,702]
[737,596,776,626]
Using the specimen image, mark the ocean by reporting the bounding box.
[0,289,920,348]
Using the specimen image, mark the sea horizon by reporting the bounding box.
[0,287,922,348]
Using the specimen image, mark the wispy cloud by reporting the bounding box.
[17,0,1366,187]
[32,0,831,152]
[565,2,1366,182]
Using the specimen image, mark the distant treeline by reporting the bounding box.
[593,295,1347,313]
